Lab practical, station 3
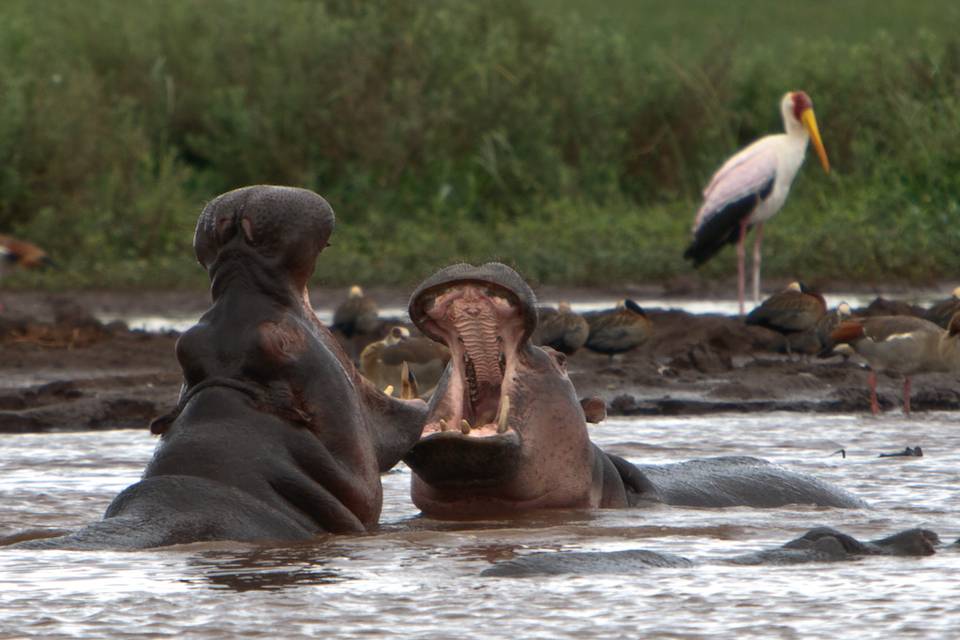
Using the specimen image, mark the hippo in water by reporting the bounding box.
[402,262,865,519]
[9,186,426,549]
[482,526,941,577]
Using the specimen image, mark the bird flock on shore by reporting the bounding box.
[331,281,960,418]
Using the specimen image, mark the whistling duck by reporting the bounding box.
[533,301,590,355]
[583,299,651,359]
[331,285,379,337]
[746,281,826,348]
[360,326,450,397]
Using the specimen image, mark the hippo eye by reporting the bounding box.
[551,351,567,370]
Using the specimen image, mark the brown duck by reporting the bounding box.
[360,326,450,397]
[332,285,379,338]
[583,299,651,359]
[533,301,590,355]
[779,301,853,357]
[830,312,960,415]
[745,282,826,350]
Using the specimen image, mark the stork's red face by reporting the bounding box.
[787,90,830,174]
[790,91,813,121]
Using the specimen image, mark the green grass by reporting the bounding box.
[1,0,959,291]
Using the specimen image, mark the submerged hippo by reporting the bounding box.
[9,185,426,549]
[482,526,941,577]
[402,262,865,519]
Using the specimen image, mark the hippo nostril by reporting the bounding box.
[216,215,234,239]
[241,218,255,243]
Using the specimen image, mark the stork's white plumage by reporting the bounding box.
[684,91,830,315]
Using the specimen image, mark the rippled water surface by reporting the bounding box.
[1,413,958,638]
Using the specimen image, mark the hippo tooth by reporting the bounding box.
[439,418,449,432]
[497,396,510,433]
[383,385,394,396]
[460,419,471,435]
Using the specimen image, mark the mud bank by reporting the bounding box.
[0,291,957,433]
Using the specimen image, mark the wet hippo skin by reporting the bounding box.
[402,263,865,519]
[481,527,941,577]
[9,186,426,549]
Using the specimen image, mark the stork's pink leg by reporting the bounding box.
[868,370,880,415]
[903,376,912,415]
[737,218,749,316]
[752,222,764,305]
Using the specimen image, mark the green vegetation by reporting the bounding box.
[1,0,959,291]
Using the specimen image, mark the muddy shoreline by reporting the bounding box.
[1,289,958,433]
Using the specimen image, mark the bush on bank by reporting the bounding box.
[1,0,959,290]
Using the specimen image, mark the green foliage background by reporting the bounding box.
[1,0,959,290]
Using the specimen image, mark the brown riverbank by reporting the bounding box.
[0,289,957,433]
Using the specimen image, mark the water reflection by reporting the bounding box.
[185,544,348,592]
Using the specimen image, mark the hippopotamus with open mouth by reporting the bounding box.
[403,263,865,519]
[9,185,426,549]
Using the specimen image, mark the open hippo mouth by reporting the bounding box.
[404,263,538,488]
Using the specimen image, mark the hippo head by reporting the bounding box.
[404,263,596,518]
[194,185,334,296]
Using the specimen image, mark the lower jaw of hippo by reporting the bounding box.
[405,431,522,489]
[406,281,527,486]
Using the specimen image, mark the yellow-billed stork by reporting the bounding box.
[683,91,831,315]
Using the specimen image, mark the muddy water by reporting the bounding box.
[1,413,958,639]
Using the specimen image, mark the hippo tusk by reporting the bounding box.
[497,396,510,434]
[400,362,419,400]
[439,418,449,432]
[460,419,471,435]
[383,385,395,396]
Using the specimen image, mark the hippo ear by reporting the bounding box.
[580,397,607,424]
[194,190,242,269]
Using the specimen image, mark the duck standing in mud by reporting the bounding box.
[746,281,826,356]
[831,311,960,415]
[583,299,651,360]
[533,301,590,355]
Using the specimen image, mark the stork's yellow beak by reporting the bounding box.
[801,108,830,173]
